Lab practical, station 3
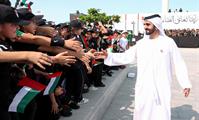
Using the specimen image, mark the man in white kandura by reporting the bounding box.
[96,14,192,120]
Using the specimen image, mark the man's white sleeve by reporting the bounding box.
[171,40,192,89]
[104,45,137,66]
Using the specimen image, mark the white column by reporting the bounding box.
[124,14,127,31]
[162,0,169,16]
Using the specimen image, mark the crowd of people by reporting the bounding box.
[0,1,131,120]
[165,29,199,37]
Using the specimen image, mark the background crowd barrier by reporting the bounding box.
[172,36,199,48]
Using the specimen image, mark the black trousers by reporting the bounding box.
[64,60,86,103]
[34,95,60,120]
[89,62,103,86]
[18,99,37,120]
[0,93,14,120]
[0,108,11,120]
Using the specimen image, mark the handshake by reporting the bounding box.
[84,49,108,60]
[93,50,108,60]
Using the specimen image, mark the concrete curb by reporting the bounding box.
[84,67,130,120]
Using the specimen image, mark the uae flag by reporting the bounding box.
[9,77,46,113]
[43,72,62,95]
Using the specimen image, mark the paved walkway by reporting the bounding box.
[102,48,199,120]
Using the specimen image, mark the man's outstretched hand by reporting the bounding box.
[94,50,108,59]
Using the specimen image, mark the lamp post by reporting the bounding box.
[132,21,135,34]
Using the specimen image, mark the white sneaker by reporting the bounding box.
[90,85,98,91]
[78,98,89,105]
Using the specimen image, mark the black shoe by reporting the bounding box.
[60,106,72,117]
[69,101,80,109]
[62,104,72,111]
[94,82,105,87]
[120,65,126,69]
[52,113,61,120]
[111,66,119,70]
[60,108,72,117]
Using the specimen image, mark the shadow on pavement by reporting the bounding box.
[171,104,199,120]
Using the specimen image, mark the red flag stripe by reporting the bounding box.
[18,77,46,91]
[48,72,62,78]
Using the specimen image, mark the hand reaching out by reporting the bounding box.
[80,54,90,64]
[26,52,53,70]
[51,101,59,114]
[64,38,82,52]
[52,51,76,66]
[94,50,108,59]
[85,49,96,59]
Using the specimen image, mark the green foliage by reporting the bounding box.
[79,8,120,25]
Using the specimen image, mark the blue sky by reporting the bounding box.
[10,0,199,23]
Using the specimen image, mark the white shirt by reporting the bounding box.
[119,37,128,52]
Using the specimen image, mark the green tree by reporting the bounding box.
[79,8,120,25]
